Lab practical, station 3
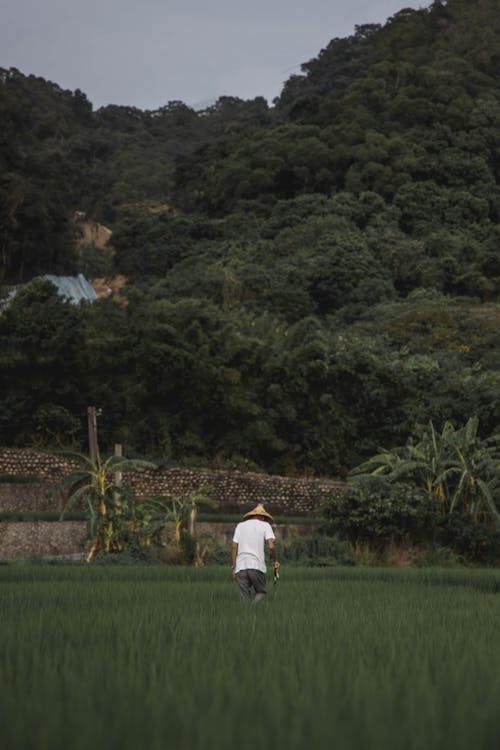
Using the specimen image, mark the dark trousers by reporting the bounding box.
[236,569,267,601]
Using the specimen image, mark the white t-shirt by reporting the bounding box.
[232,519,275,573]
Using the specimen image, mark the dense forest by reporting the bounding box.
[1,0,499,478]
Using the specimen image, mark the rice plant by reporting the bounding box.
[0,565,499,750]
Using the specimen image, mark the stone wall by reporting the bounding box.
[0,521,314,561]
[0,447,80,481]
[126,467,344,516]
[0,447,345,517]
[0,521,88,560]
[0,447,343,560]
[0,482,67,512]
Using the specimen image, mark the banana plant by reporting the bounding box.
[146,487,217,546]
[349,418,500,526]
[435,417,500,524]
[56,451,157,559]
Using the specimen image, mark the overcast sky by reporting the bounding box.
[3,0,426,111]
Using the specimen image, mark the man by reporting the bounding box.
[232,503,280,602]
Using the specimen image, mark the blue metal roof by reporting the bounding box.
[41,274,97,304]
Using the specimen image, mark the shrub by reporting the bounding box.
[435,514,500,564]
[321,476,438,547]
[414,545,462,568]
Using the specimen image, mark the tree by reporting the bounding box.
[0,280,84,445]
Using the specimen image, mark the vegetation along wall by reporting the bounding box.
[0,448,343,559]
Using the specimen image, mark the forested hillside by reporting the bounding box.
[1,0,499,476]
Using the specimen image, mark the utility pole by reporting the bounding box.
[87,406,99,463]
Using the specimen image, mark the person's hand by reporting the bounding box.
[232,566,237,579]
[273,561,280,571]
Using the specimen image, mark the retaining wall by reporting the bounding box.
[0,521,87,560]
[0,521,313,560]
[0,447,344,516]
[0,447,344,560]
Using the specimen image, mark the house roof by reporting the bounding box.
[41,274,97,304]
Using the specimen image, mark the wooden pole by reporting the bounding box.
[87,406,99,464]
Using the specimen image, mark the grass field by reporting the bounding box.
[1,565,499,750]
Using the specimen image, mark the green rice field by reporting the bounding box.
[1,565,499,750]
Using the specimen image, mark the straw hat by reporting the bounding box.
[243,503,274,522]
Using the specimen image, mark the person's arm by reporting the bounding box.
[231,542,238,578]
[267,539,280,570]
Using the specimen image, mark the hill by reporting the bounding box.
[0,0,499,475]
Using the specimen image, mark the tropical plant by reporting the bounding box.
[57,451,157,559]
[147,487,217,565]
[349,418,500,525]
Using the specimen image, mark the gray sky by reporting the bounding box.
[2,0,426,111]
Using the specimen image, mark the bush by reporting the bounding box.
[414,545,462,568]
[321,476,438,547]
[435,514,500,564]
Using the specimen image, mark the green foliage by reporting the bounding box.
[0,281,85,445]
[435,513,500,564]
[56,449,217,564]
[321,476,437,546]
[350,417,500,525]
[2,1,500,478]
[145,487,217,547]
[32,404,81,447]
[328,416,500,561]
[57,451,157,557]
